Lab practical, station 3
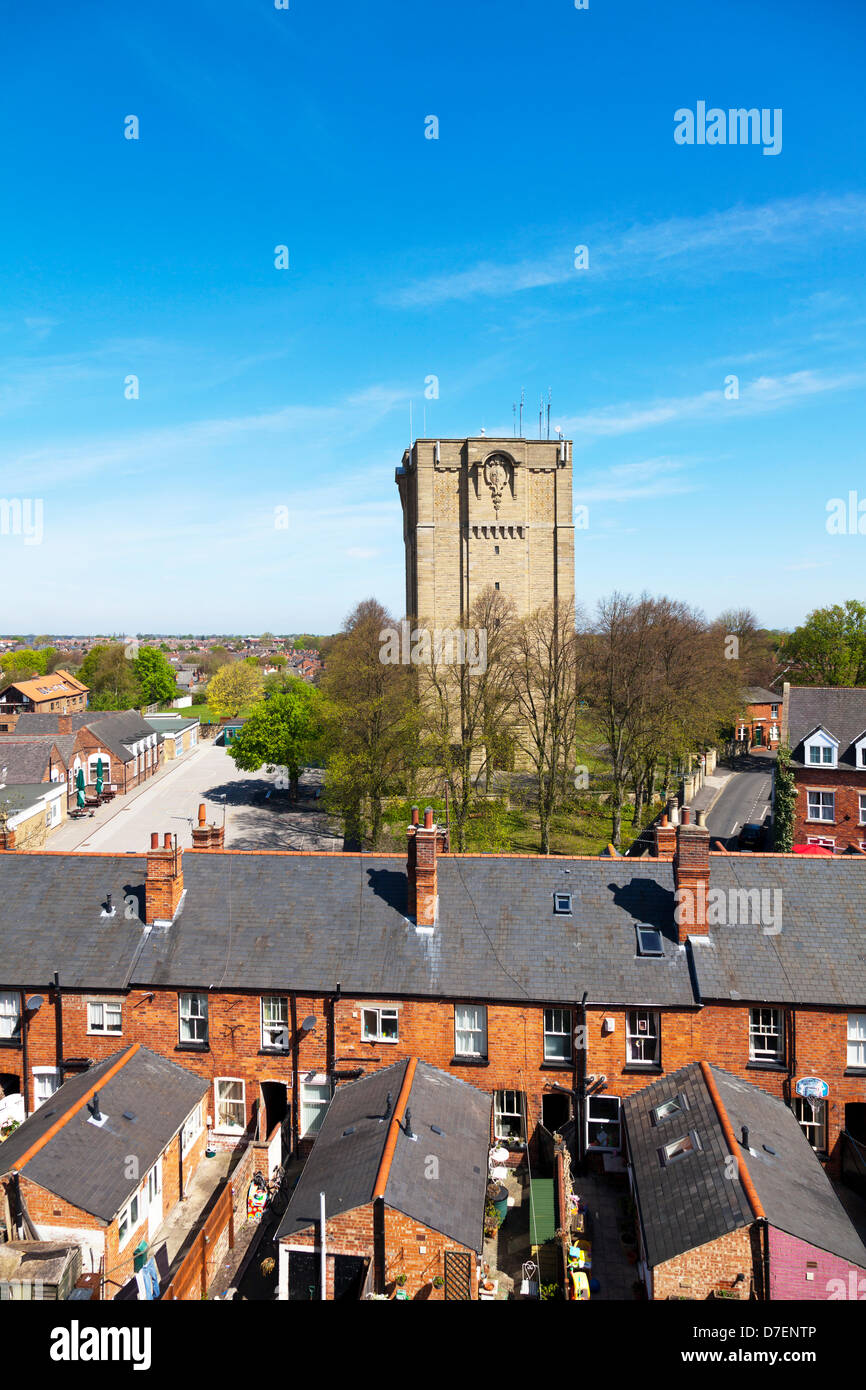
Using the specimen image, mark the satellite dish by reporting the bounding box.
[301,1015,317,1033]
[25,995,44,1013]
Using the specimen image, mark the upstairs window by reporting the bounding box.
[261,995,289,1050]
[626,1009,660,1066]
[361,1006,399,1043]
[543,1008,572,1062]
[179,992,208,1046]
[553,892,572,915]
[636,926,664,957]
[749,1007,783,1063]
[88,1001,122,1035]
[805,730,838,768]
[848,1014,866,1069]
[807,791,835,822]
[494,1089,525,1140]
[0,991,20,1041]
[454,1004,487,1058]
[659,1131,701,1166]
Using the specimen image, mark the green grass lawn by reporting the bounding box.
[380,790,660,857]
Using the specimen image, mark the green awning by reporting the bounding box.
[528,1176,556,1248]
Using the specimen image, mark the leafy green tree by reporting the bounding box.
[134,646,179,705]
[229,682,324,798]
[784,600,866,686]
[773,745,796,851]
[77,644,142,710]
[207,662,264,720]
[0,649,46,685]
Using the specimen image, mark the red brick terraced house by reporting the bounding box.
[0,807,865,1270]
[737,686,782,751]
[0,670,88,732]
[276,1058,490,1300]
[623,1062,866,1301]
[5,710,163,809]
[0,1042,209,1299]
[780,683,866,852]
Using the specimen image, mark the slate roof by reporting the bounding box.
[0,738,69,782]
[624,1063,866,1270]
[0,1045,208,1222]
[742,687,778,705]
[13,710,162,763]
[144,715,199,735]
[787,686,866,769]
[0,853,148,989]
[688,855,866,1006]
[132,853,698,1006]
[275,1059,491,1251]
[0,782,58,814]
[2,846,866,1009]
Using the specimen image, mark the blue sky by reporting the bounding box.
[1,0,865,633]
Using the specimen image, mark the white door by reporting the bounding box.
[147,1159,163,1237]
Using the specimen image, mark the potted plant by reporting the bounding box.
[432,1275,444,1289]
[395,1273,407,1287]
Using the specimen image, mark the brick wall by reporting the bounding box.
[653,1225,757,1301]
[286,1201,477,1300]
[793,768,866,851]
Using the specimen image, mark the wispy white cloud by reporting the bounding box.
[387,194,866,308]
[575,457,697,503]
[562,368,866,442]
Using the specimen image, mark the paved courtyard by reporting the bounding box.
[47,741,343,854]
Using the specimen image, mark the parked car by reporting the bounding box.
[738,822,764,850]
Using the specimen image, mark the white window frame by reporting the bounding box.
[586,1094,621,1152]
[87,1000,123,1036]
[543,1008,572,1063]
[87,754,110,785]
[749,1007,783,1063]
[807,836,835,850]
[848,1013,866,1070]
[626,1009,660,1066]
[494,1089,525,1140]
[178,992,208,1045]
[0,991,20,1041]
[806,790,835,823]
[805,729,838,768]
[300,1077,331,1138]
[261,995,289,1051]
[793,1096,827,1153]
[361,1006,399,1043]
[118,1190,143,1250]
[32,1067,60,1109]
[454,1004,487,1059]
[214,1077,246,1134]
[181,1101,204,1155]
[860,795,866,827]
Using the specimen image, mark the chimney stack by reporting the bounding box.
[0,827,17,852]
[191,802,226,851]
[655,812,676,858]
[407,806,446,932]
[145,831,184,924]
[57,714,72,736]
[673,814,711,943]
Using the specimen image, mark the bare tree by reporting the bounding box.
[507,600,585,855]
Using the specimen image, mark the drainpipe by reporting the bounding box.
[53,971,64,1084]
[20,990,29,1119]
[320,1191,327,1301]
[289,994,300,1154]
[575,992,588,1170]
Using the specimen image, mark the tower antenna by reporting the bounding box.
[519,389,524,437]
[547,387,551,440]
[539,394,543,439]
[409,400,413,447]
[513,401,517,437]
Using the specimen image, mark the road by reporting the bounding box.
[704,753,775,849]
[48,742,342,854]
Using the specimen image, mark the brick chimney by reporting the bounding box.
[0,827,16,852]
[673,807,710,943]
[145,831,184,924]
[407,806,446,932]
[655,813,676,858]
[191,803,225,851]
[56,714,72,735]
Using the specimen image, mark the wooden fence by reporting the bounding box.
[161,1181,235,1301]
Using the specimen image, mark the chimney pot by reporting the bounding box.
[411,806,419,827]
[424,807,433,829]
[696,809,706,828]
[163,833,172,850]
[660,814,668,827]
[150,832,159,849]
[198,803,207,826]
[681,807,691,825]
[742,1125,750,1149]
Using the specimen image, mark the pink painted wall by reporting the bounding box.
[769,1225,866,1300]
